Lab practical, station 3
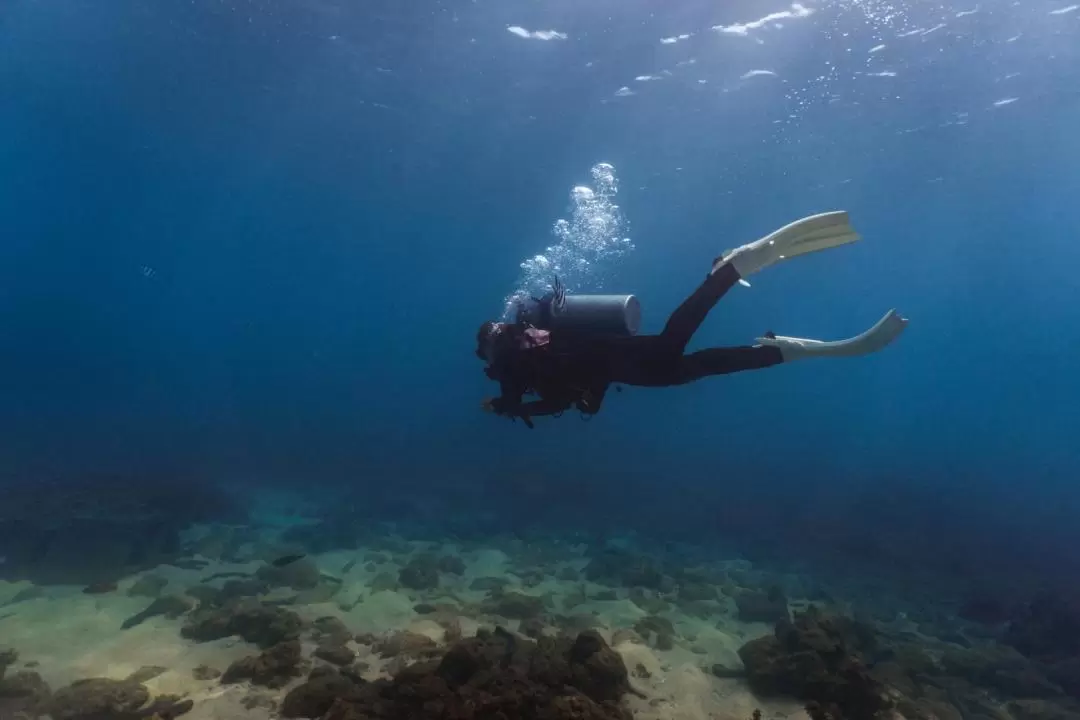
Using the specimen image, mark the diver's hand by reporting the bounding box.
[551,276,566,313]
[481,398,534,429]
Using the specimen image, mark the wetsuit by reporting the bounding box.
[487,263,782,425]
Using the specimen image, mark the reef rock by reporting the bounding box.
[126,574,169,598]
[738,607,890,720]
[398,554,440,591]
[256,559,322,591]
[1005,593,1080,662]
[736,587,791,624]
[282,627,633,720]
[50,679,147,720]
[121,595,195,630]
[180,598,303,648]
[0,669,52,718]
[222,639,304,688]
[482,590,547,621]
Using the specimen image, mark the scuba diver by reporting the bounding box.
[477,211,909,428]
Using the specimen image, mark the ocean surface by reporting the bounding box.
[2,2,1080,719]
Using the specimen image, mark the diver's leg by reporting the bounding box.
[670,345,784,384]
[658,262,741,354]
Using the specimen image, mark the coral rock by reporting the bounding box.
[180,599,303,648]
[221,639,303,689]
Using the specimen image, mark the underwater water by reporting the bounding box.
[2,1,1080,719]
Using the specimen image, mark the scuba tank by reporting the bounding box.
[516,291,641,336]
[551,294,641,336]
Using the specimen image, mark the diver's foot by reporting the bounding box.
[755,309,908,361]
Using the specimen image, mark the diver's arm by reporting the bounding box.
[515,277,563,330]
[518,397,573,418]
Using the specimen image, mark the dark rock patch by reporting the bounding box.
[256,559,321,591]
[222,639,304,689]
[282,627,633,720]
[371,631,439,660]
[469,577,510,593]
[738,607,890,720]
[436,555,466,575]
[482,590,546,620]
[314,644,356,667]
[122,595,195,630]
[398,554,439,591]
[47,678,194,720]
[282,669,364,718]
[735,586,790,624]
[369,572,398,593]
[0,666,51,719]
[127,574,169,599]
[181,599,303,648]
[192,665,221,681]
[125,667,167,684]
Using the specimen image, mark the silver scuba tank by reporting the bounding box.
[550,294,641,336]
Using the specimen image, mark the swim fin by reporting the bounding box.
[717,211,861,287]
[755,309,909,361]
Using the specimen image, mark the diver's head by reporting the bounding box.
[475,321,506,362]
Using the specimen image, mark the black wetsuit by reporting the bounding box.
[487,263,783,424]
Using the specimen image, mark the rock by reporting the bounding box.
[1045,657,1080,699]
[82,582,119,595]
[633,615,675,645]
[958,595,1013,626]
[735,587,790,624]
[679,583,717,603]
[192,665,221,681]
[469,577,510,592]
[558,567,580,582]
[440,617,463,644]
[939,644,1060,697]
[281,670,364,718]
[0,670,51,718]
[314,644,356,666]
[49,678,150,720]
[888,643,939,677]
[0,649,17,678]
[141,694,193,719]
[125,667,167,684]
[372,631,438,660]
[221,639,303,689]
[312,616,352,643]
[256,559,322,591]
[436,555,465,575]
[6,586,46,605]
[183,579,269,607]
[181,599,303,648]
[627,590,669,615]
[483,590,546,620]
[126,574,168,598]
[293,584,340,604]
[738,607,889,720]
[368,572,398,593]
[1005,593,1080,662]
[584,550,665,590]
[398,554,439,591]
[435,628,631,709]
[521,618,545,638]
[611,629,644,646]
[710,664,746,679]
[896,697,965,720]
[121,595,195,630]
[1007,699,1080,720]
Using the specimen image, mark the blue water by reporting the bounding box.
[3,0,1080,637]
